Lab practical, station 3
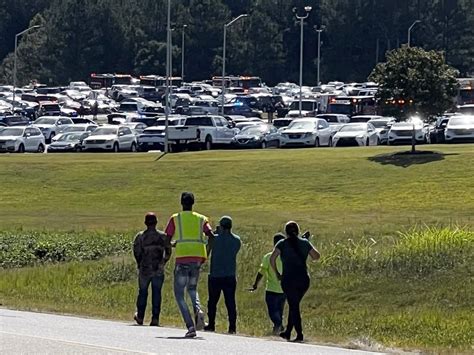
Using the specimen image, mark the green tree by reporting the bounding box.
[369,46,459,119]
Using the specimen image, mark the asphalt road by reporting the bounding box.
[0,309,383,355]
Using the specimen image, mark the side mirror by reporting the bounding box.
[24,133,31,138]
[118,131,125,136]
[318,125,324,129]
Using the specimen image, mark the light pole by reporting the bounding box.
[221,14,248,114]
[293,6,312,117]
[13,25,41,104]
[164,0,171,153]
[181,25,187,80]
[407,20,421,47]
[315,27,323,86]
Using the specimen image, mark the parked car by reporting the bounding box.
[137,117,186,151]
[444,115,474,143]
[272,117,294,129]
[53,124,98,141]
[232,124,280,149]
[37,101,61,117]
[82,125,138,152]
[285,100,318,118]
[368,117,396,144]
[0,115,30,127]
[279,118,332,147]
[223,104,262,118]
[316,114,350,135]
[388,121,427,145]
[428,117,450,144]
[332,122,379,147]
[32,116,74,143]
[0,126,45,153]
[48,132,90,152]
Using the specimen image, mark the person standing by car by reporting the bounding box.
[204,216,241,334]
[250,233,286,334]
[270,221,320,343]
[165,192,215,338]
[133,213,171,326]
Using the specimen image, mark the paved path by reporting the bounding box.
[0,309,383,355]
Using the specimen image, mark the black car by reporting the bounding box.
[47,132,90,152]
[0,115,30,127]
[428,117,450,143]
[232,124,281,149]
[223,104,262,118]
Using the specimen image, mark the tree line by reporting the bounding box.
[1,0,473,87]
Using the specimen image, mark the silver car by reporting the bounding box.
[444,115,474,143]
[0,126,45,153]
[279,118,332,147]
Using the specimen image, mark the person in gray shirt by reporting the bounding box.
[204,216,241,334]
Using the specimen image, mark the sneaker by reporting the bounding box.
[149,317,159,327]
[195,310,206,331]
[272,325,284,335]
[204,324,215,332]
[133,312,143,326]
[279,331,291,341]
[185,327,197,338]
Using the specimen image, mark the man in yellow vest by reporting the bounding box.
[165,192,215,338]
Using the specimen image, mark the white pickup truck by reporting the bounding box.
[167,115,236,150]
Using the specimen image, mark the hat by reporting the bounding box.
[219,216,233,229]
[144,212,157,226]
[181,192,195,205]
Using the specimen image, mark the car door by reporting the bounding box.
[367,123,378,145]
[218,117,235,143]
[117,127,128,150]
[266,126,280,147]
[316,119,331,146]
[24,128,36,151]
[122,127,134,149]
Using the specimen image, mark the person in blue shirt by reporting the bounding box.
[270,221,320,343]
[204,216,241,334]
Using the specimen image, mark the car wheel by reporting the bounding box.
[48,132,55,144]
[130,142,137,152]
[204,136,212,150]
[261,141,267,149]
[75,146,82,152]
[376,137,381,146]
[37,144,45,153]
[113,142,119,152]
[328,137,333,147]
[17,144,25,153]
[314,137,320,147]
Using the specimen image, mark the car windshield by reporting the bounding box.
[318,115,340,123]
[339,124,366,132]
[289,102,315,111]
[91,127,117,135]
[449,116,474,126]
[288,121,315,130]
[0,128,23,136]
[34,117,57,125]
[369,120,389,128]
[240,125,267,135]
[57,133,82,141]
[64,126,84,132]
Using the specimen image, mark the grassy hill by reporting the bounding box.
[0,145,473,352]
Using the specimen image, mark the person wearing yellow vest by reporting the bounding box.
[250,233,286,334]
[165,192,215,338]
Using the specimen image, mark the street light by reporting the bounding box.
[13,25,41,104]
[293,6,312,117]
[164,0,171,153]
[407,20,421,47]
[221,14,248,114]
[181,25,187,80]
[315,26,324,86]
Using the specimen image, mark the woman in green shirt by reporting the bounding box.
[270,221,320,342]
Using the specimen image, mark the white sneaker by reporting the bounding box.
[195,310,206,331]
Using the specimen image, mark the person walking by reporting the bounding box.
[270,221,320,343]
[165,192,215,338]
[204,216,241,334]
[250,233,286,334]
[133,212,172,326]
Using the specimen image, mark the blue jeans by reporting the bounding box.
[136,273,165,320]
[174,262,202,329]
[265,291,286,328]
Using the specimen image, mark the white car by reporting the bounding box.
[368,117,396,144]
[82,125,137,152]
[444,115,474,143]
[285,100,318,118]
[0,126,45,153]
[32,116,74,143]
[279,118,332,147]
[388,121,427,145]
[53,124,98,142]
[332,122,379,147]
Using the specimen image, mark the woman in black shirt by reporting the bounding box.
[270,221,320,342]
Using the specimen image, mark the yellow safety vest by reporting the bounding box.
[173,211,208,260]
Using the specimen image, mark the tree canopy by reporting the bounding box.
[1,0,473,86]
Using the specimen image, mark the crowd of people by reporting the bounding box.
[132,191,320,342]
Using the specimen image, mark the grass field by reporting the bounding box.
[1,145,473,352]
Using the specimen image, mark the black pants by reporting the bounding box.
[265,291,286,329]
[207,276,237,330]
[281,274,310,337]
[136,273,165,320]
